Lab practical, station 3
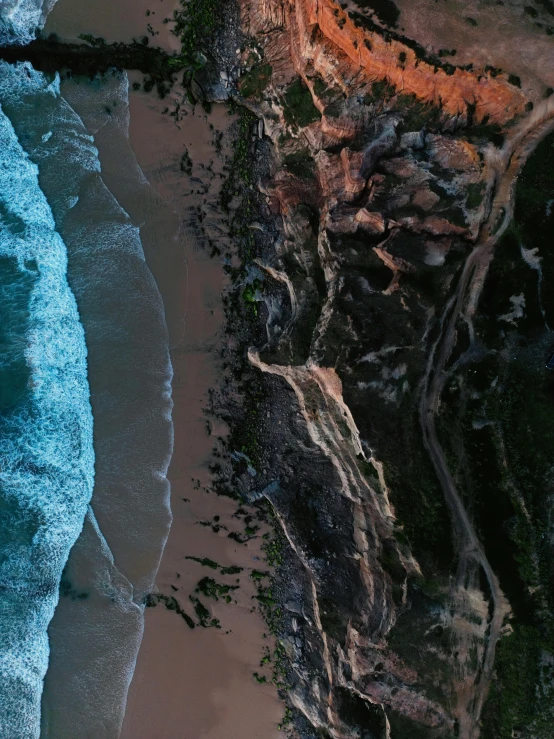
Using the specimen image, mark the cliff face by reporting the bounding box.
[241,0,526,125]
[228,1,554,738]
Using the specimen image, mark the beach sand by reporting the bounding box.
[45,0,182,53]
[42,1,284,736]
[120,88,283,739]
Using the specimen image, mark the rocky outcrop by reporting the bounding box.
[229,1,550,737]
[241,0,527,126]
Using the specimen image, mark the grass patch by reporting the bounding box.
[282,150,316,180]
[240,63,272,99]
[171,0,224,59]
[283,77,321,127]
[481,625,546,738]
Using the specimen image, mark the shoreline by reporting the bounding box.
[41,0,285,734]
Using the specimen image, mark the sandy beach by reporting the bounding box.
[40,0,283,736]
[120,88,283,739]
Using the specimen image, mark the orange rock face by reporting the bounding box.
[241,0,527,125]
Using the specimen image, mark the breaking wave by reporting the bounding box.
[0,0,58,45]
[0,86,94,737]
[0,61,173,737]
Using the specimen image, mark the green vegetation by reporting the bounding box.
[189,595,221,628]
[508,73,522,88]
[229,374,265,471]
[394,92,442,133]
[215,91,294,729]
[242,278,262,304]
[282,78,321,127]
[146,593,195,628]
[278,706,294,731]
[513,129,554,321]
[221,565,243,575]
[363,79,397,106]
[536,0,554,15]
[251,569,270,581]
[313,76,328,98]
[255,585,276,607]
[240,63,272,99]
[282,150,316,180]
[171,0,223,59]
[349,10,378,33]
[195,577,239,601]
[353,0,400,27]
[465,181,485,210]
[185,554,242,577]
[433,130,554,736]
[482,626,548,737]
[221,104,256,200]
[323,99,343,118]
[186,555,218,569]
[485,64,503,78]
[262,526,285,569]
[465,16,478,26]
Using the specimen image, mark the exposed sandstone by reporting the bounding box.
[231,1,548,737]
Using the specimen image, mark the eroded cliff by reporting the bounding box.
[207,0,554,737]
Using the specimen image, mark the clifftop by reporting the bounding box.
[241,0,528,125]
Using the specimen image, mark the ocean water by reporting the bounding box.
[0,5,174,738]
[0,79,94,736]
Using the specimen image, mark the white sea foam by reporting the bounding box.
[0,0,58,44]
[0,95,94,738]
[0,63,174,737]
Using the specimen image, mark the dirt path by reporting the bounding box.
[419,98,554,739]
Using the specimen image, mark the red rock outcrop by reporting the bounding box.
[241,0,528,126]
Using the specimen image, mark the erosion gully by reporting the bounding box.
[419,97,554,739]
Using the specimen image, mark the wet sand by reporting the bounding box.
[120,87,283,739]
[43,0,283,735]
[45,0,182,53]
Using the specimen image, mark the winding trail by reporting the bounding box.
[419,97,554,739]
